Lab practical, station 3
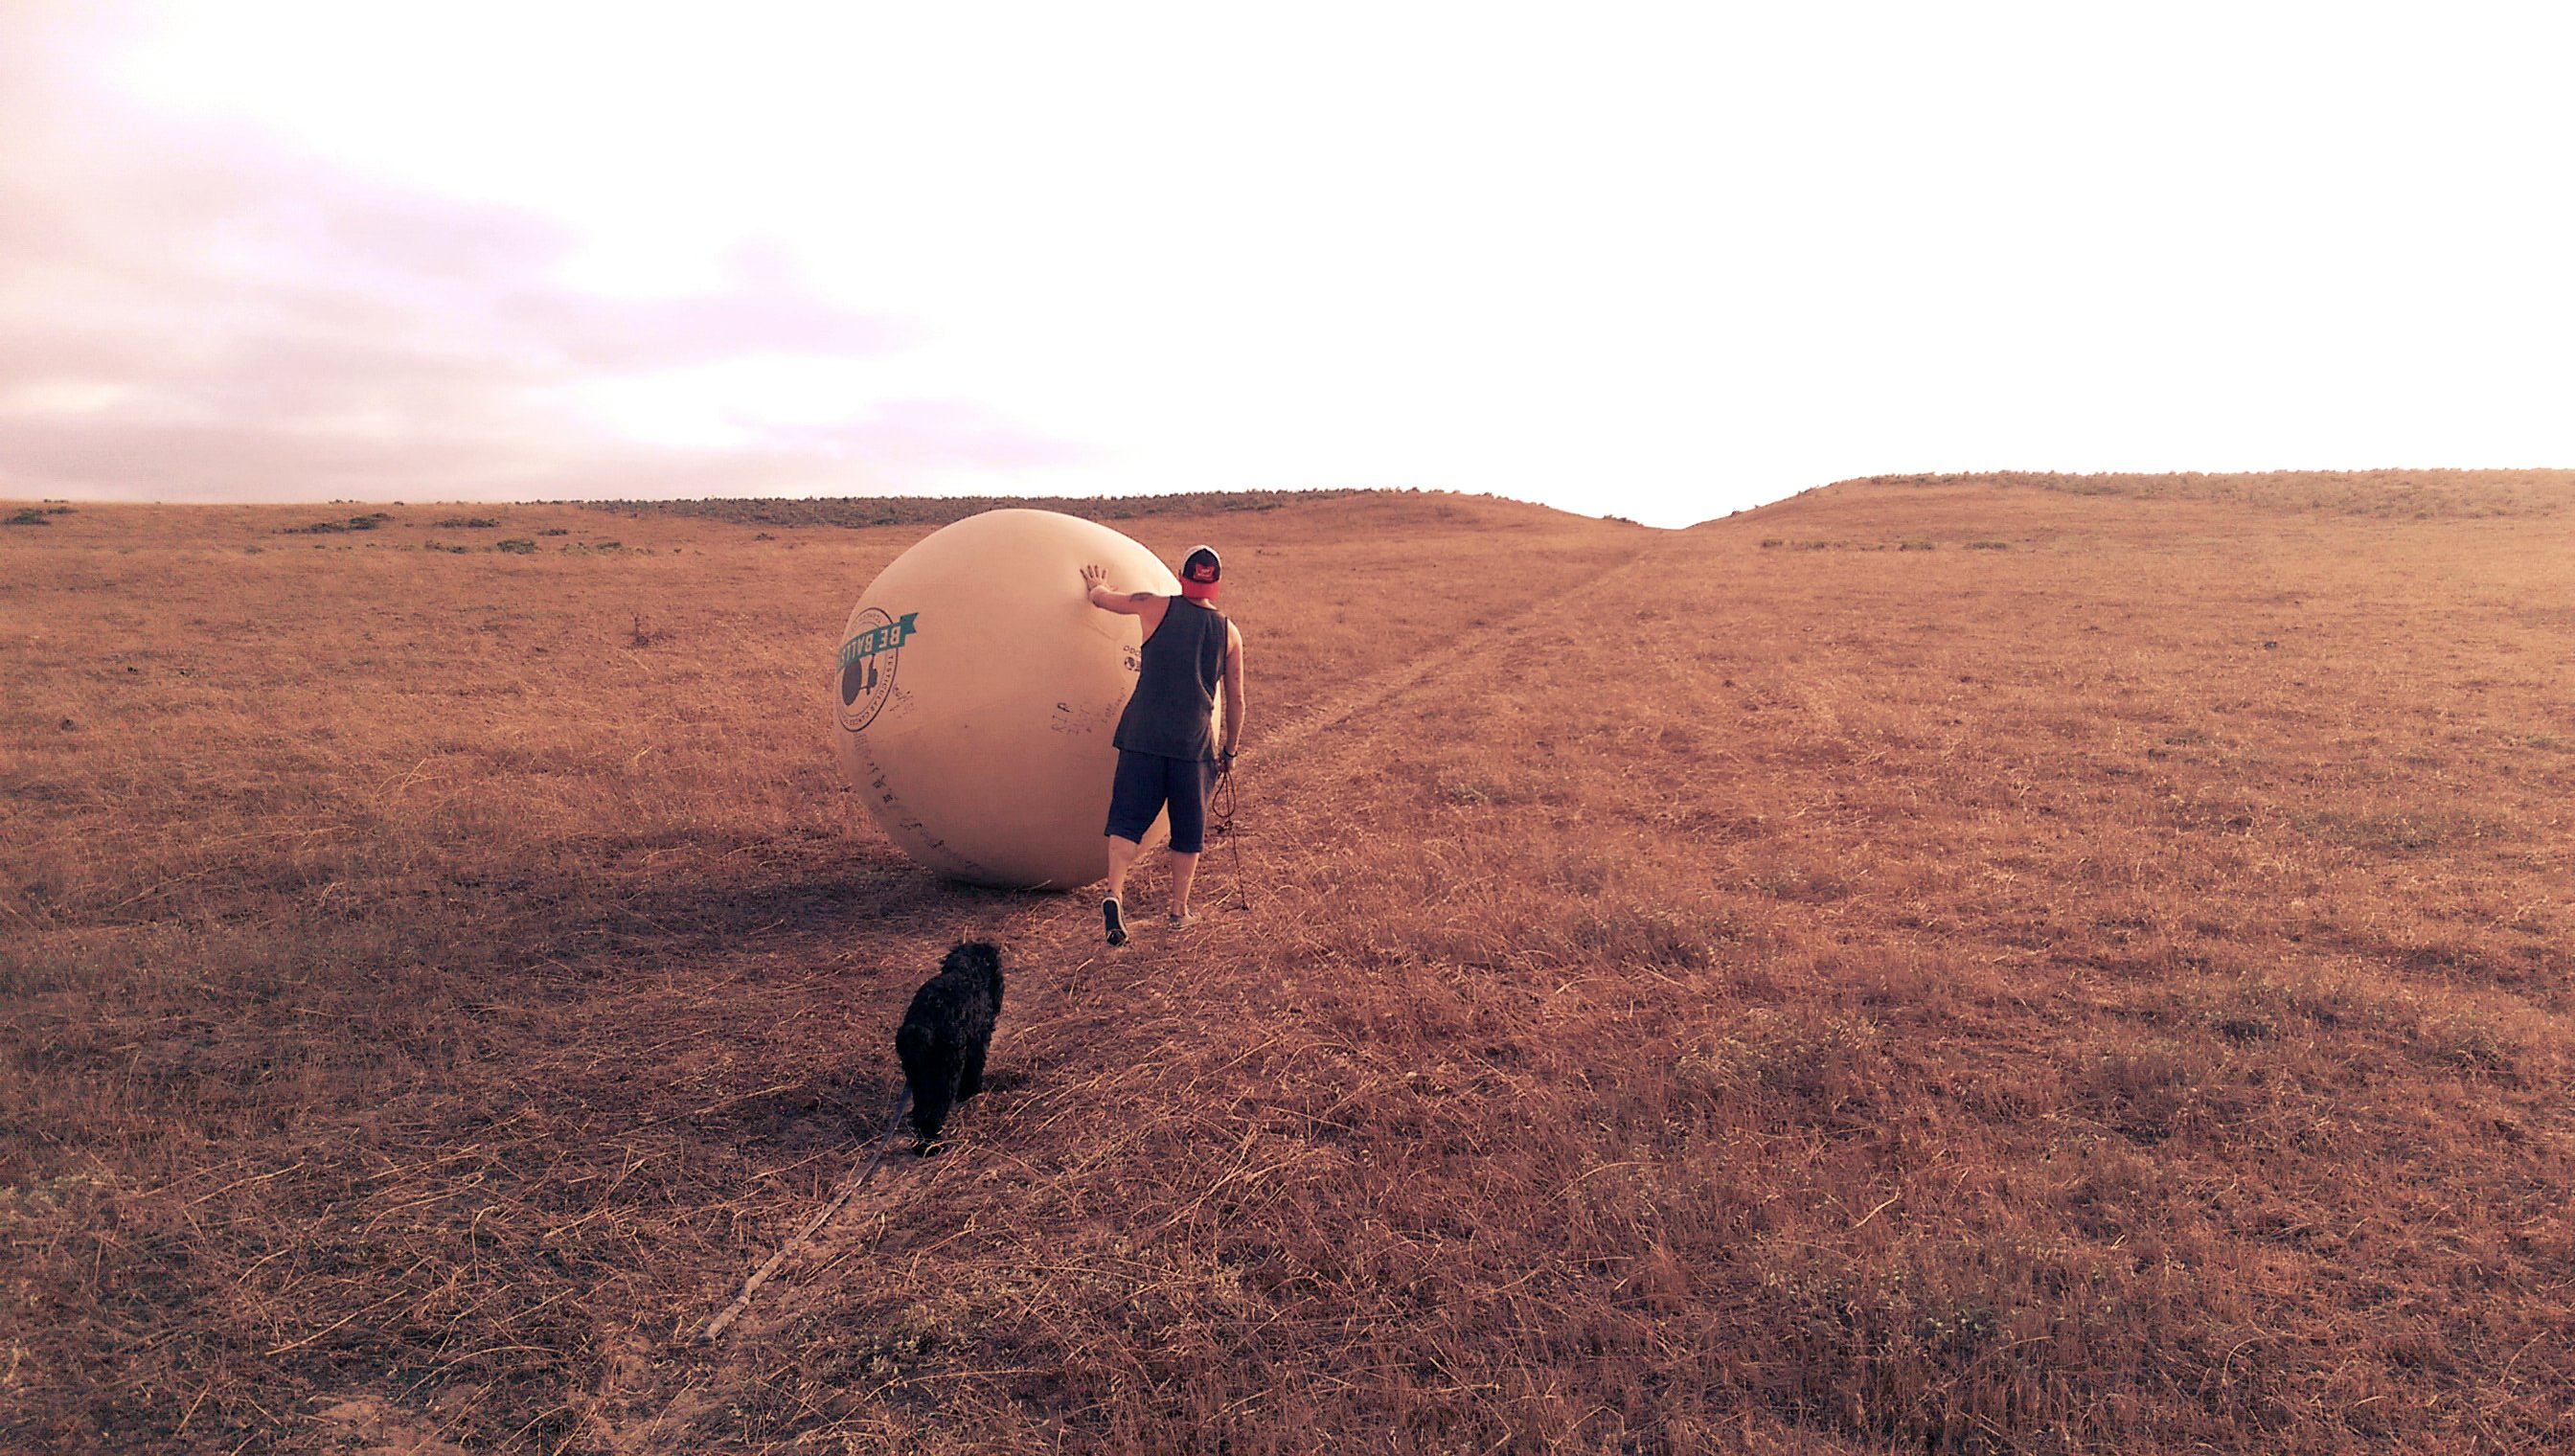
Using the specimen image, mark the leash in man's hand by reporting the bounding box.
[1209,751,1251,912]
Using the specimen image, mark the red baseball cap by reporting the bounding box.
[1179,545,1220,600]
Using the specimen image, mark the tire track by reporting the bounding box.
[1244,543,1664,767]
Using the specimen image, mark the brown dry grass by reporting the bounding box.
[3,475,2570,1454]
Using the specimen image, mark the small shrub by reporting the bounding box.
[438,516,501,529]
[1689,1008,1889,1110]
[1564,905,1718,968]
[7,508,54,526]
[1967,540,2010,551]
[2212,1014,2272,1044]
[283,512,391,535]
[1437,778,1520,807]
[539,528,569,536]
[2302,808,2471,853]
[495,539,537,555]
[2413,1012,2523,1080]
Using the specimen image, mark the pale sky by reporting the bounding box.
[4,2,2568,527]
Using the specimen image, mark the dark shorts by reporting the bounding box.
[1105,750,1216,854]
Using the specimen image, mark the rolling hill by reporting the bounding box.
[3,473,2569,1452]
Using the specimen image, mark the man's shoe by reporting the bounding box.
[1103,897,1128,946]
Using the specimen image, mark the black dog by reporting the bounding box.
[894,940,1004,1154]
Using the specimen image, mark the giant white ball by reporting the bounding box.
[831,509,1177,888]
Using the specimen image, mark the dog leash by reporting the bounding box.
[1209,758,1252,912]
[695,1085,910,1344]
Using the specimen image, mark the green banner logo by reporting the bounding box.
[835,608,918,733]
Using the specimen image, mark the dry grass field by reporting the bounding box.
[4,471,2571,1454]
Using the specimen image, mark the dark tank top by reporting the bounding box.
[1113,599,1228,761]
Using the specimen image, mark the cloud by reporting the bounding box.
[749,400,1114,472]
[0,9,1082,502]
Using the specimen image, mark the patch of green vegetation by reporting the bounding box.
[438,516,502,529]
[495,539,537,554]
[6,508,54,526]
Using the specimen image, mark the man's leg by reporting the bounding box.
[1103,750,1168,946]
[1103,833,1141,944]
[1166,757,1211,921]
[1105,834,1143,902]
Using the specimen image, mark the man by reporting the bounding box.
[1080,545,1244,945]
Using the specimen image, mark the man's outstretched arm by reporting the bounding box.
[1080,563,1156,616]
